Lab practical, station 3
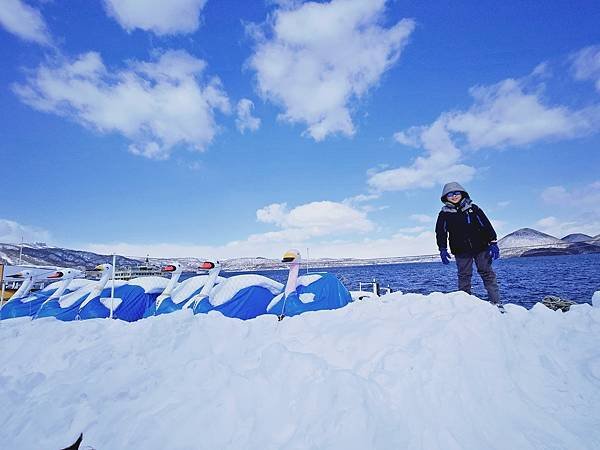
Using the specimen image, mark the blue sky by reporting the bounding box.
[1,0,600,259]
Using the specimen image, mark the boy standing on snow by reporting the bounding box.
[435,182,502,307]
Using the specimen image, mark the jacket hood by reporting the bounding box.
[441,182,470,202]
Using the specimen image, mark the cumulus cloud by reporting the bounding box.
[103,0,207,35]
[571,44,600,93]
[0,0,52,45]
[236,99,261,133]
[537,181,600,237]
[84,199,441,259]
[0,219,51,244]
[369,118,476,191]
[534,216,600,239]
[255,200,374,242]
[85,229,437,260]
[409,214,433,223]
[13,50,230,159]
[370,71,600,192]
[541,181,600,210]
[248,0,414,140]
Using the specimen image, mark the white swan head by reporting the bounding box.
[47,268,84,280]
[93,264,112,271]
[199,261,221,271]
[282,249,301,264]
[8,270,33,280]
[162,262,182,274]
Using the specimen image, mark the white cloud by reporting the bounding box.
[409,214,433,223]
[81,199,436,259]
[370,71,600,192]
[103,0,207,35]
[541,182,600,210]
[343,193,381,205]
[236,99,261,133]
[0,219,51,244]
[397,226,426,234]
[369,118,476,191]
[84,229,437,260]
[534,216,600,239]
[255,200,374,241]
[537,181,600,237]
[0,0,51,45]
[13,50,230,160]
[248,0,414,140]
[571,44,600,93]
[444,79,597,149]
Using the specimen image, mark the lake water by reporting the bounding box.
[222,253,600,308]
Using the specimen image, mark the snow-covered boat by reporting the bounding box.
[78,276,169,321]
[267,249,351,318]
[1,269,90,319]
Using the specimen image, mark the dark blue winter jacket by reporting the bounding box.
[435,202,497,255]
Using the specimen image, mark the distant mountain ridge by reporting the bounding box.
[561,233,593,243]
[1,227,599,271]
[498,228,600,257]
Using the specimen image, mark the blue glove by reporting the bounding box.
[440,248,451,265]
[488,242,500,260]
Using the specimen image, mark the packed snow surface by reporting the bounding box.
[1,292,600,450]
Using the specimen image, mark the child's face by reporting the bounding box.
[446,192,462,204]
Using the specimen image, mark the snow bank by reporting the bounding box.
[1,291,600,450]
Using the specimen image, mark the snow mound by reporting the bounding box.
[1,292,600,450]
[210,275,283,307]
[126,276,169,293]
[297,273,323,286]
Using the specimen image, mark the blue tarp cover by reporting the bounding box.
[35,292,90,321]
[0,288,58,319]
[150,286,205,316]
[78,285,159,322]
[268,272,351,317]
[194,285,275,320]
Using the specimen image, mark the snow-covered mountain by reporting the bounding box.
[499,228,600,257]
[562,233,593,243]
[499,228,563,249]
[498,228,565,257]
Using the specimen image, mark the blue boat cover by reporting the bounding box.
[150,286,205,316]
[268,272,351,317]
[0,288,58,319]
[78,285,160,322]
[193,285,276,320]
[35,292,90,321]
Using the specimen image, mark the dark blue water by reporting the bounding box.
[218,253,599,308]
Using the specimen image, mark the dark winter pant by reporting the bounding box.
[455,250,501,305]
